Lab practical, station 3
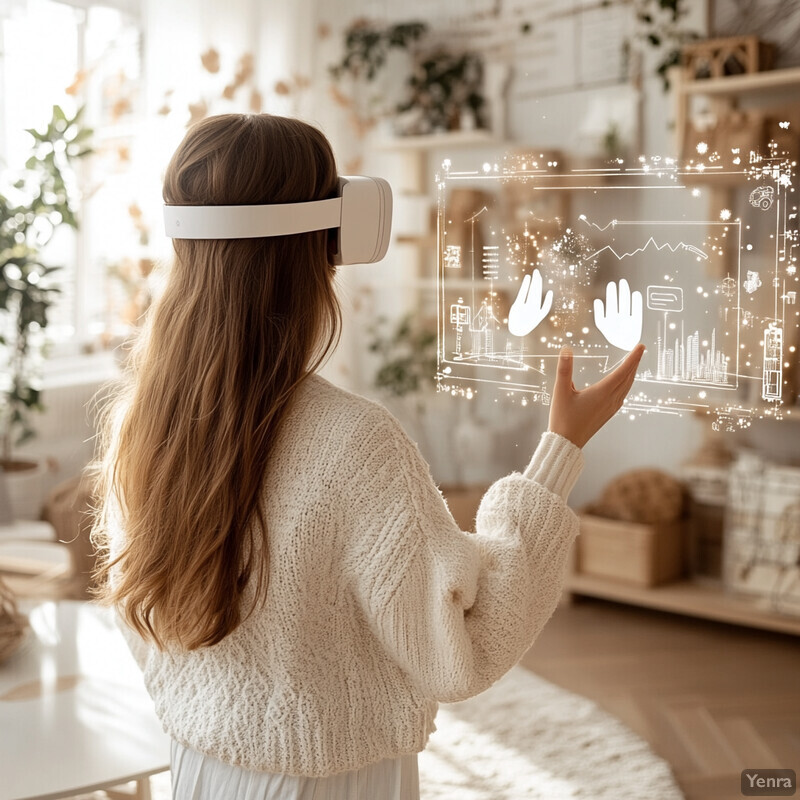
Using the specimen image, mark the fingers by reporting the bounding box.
[615,344,645,396]
[592,344,645,394]
[552,346,575,403]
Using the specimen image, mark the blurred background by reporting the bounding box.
[0,2,799,798]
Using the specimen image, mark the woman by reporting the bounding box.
[93,113,644,799]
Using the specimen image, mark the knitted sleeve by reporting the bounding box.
[343,409,583,704]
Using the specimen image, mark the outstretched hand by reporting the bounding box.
[548,344,645,449]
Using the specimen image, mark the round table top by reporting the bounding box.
[0,600,169,800]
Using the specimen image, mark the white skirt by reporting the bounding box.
[170,740,420,800]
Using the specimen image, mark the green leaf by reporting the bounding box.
[71,105,86,126]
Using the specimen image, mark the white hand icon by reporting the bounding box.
[508,269,554,337]
[593,279,643,350]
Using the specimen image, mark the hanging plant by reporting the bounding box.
[634,0,700,90]
[328,19,428,135]
[329,19,428,82]
[396,49,487,135]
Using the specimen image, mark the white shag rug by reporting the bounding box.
[418,665,684,799]
[138,667,684,800]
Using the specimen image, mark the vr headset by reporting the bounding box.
[163,175,392,265]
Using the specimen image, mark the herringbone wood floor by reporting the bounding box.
[521,598,800,800]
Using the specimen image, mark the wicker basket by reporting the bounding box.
[0,576,28,664]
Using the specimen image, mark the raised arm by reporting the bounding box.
[344,345,644,703]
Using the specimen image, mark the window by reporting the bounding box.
[0,0,143,354]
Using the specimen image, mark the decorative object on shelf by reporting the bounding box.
[724,452,800,617]
[682,35,776,80]
[578,468,687,587]
[585,468,686,525]
[577,514,686,588]
[711,0,800,70]
[0,575,27,664]
[0,105,93,467]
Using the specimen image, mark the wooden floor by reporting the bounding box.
[521,598,800,800]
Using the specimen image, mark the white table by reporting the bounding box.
[0,601,170,800]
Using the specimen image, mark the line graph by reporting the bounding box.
[584,236,709,263]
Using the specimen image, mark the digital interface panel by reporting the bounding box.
[436,140,799,431]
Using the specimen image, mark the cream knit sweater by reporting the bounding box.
[112,374,584,777]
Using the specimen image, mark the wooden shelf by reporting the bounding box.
[564,572,800,636]
[373,129,501,151]
[680,65,800,96]
[673,64,800,158]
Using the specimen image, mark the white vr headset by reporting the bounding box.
[163,175,392,265]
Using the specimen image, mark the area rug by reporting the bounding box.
[130,666,684,800]
[418,665,684,799]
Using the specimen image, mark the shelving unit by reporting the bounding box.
[368,129,507,302]
[563,571,800,636]
[673,64,800,158]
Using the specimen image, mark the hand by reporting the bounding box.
[548,344,645,449]
[594,279,643,350]
[508,269,554,337]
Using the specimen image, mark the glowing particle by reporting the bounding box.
[696,142,708,154]
[482,162,491,173]
[692,188,701,197]
[720,208,732,221]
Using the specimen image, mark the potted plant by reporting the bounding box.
[0,105,93,516]
[396,49,487,135]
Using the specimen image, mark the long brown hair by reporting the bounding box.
[92,114,341,650]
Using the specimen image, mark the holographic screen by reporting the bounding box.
[436,137,799,430]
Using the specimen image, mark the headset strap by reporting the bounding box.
[163,196,343,239]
